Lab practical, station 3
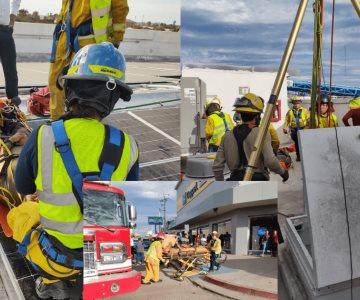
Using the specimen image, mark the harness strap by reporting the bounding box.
[51,120,83,207]
[99,125,124,181]
[218,112,230,131]
[18,227,83,272]
[72,20,93,53]
[233,124,252,169]
[65,0,74,60]
[50,23,62,63]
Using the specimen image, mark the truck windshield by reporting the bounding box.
[83,188,128,227]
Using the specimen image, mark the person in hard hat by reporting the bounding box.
[13,43,138,299]
[283,96,309,161]
[237,111,280,155]
[342,97,360,126]
[0,0,21,106]
[142,232,165,284]
[213,93,289,181]
[313,95,338,128]
[49,0,129,120]
[205,97,234,152]
[207,231,222,271]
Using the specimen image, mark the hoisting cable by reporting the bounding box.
[334,126,353,300]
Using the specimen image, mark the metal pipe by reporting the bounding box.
[243,0,309,181]
[351,0,360,17]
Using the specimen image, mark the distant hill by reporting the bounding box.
[16,10,179,32]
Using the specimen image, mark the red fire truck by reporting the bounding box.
[83,182,141,300]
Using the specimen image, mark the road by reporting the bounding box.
[112,264,228,300]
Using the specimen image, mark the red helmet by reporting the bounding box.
[156,232,166,239]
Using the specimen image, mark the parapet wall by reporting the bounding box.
[13,22,180,62]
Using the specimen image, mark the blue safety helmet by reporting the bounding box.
[61,42,132,117]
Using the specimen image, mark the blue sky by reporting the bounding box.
[182,0,360,87]
[111,182,177,236]
[20,0,180,24]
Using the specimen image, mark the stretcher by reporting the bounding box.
[163,245,211,281]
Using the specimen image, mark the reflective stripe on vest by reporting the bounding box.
[146,240,160,261]
[36,125,82,249]
[90,0,111,43]
[35,120,138,248]
[209,112,230,145]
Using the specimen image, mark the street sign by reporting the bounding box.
[148,216,163,225]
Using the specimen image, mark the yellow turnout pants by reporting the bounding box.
[48,32,95,120]
[143,261,160,283]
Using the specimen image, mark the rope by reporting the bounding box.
[334,126,353,300]
[0,187,16,208]
[329,0,336,127]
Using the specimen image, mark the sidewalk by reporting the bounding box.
[188,254,278,300]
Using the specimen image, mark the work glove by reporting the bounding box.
[281,170,289,182]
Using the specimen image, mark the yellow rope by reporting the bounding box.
[0,190,16,208]
[0,138,11,155]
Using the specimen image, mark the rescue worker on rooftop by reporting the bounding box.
[49,0,129,120]
[205,97,234,152]
[213,93,289,181]
[342,97,360,126]
[283,96,309,161]
[312,95,338,128]
[13,43,139,299]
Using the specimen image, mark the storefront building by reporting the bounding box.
[171,181,278,255]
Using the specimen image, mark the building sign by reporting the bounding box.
[148,216,163,225]
[177,181,213,211]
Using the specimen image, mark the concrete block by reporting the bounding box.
[299,127,360,289]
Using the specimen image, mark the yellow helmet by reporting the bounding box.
[233,93,264,113]
[206,96,222,108]
[290,95,302,103]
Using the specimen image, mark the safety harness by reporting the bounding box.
[18,120,124,272]
[291,109,305,131]
[230,124,269,181]
[50,0,93,63]
[51,119,124,210]
[18,227,83,280]
[217,112,230,132]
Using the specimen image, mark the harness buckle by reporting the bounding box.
[60,23,66,32]
[54,140,71,153]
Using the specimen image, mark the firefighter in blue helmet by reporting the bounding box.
[12,42,139,299]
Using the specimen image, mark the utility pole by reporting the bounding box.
[159,194,169,232]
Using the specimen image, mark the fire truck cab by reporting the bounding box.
[83,182,141,300]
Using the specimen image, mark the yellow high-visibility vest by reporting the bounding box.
[35,118,138,249]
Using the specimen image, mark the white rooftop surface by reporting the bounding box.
[0,62,180,88]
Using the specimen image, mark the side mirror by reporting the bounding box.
[128,205,137,222]
[129,221,136,229]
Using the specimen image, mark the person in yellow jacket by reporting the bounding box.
[142,232,165,284]
[283,96,309,161]
[205,97,234,152]
[313,95,338,128]
[13,43,138,299]
[208,231,222,271]
[49,0,129,120]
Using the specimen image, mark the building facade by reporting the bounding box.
[172,181,278,255]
